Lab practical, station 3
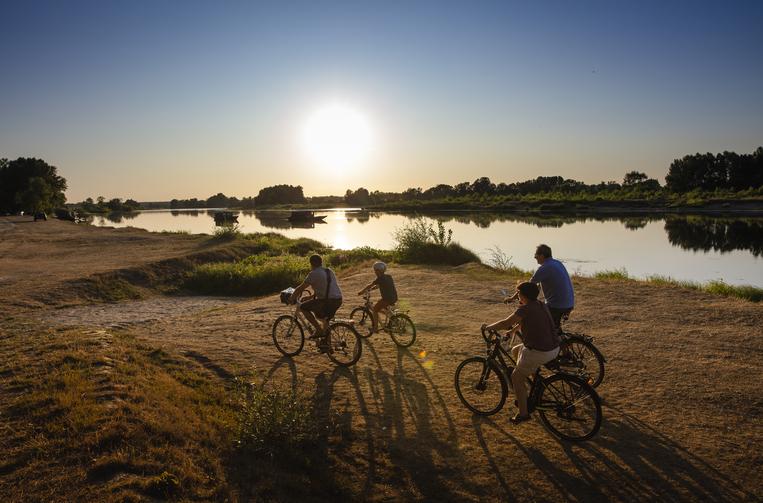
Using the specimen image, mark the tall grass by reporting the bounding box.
[186,254,308,295]
[393,218,480,266]
[592,269,762,302]
[233,380,320,460]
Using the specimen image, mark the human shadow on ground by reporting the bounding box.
[471,407,749,502]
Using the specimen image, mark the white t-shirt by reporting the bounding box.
[305,267,343,299]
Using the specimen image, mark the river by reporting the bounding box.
[92,209,763,288]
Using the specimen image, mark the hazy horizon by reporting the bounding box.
[2,1,762,201]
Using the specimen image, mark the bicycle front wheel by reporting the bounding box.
[537,373,602,441]
[350,306,374,338]
[272,315,305,357]
[326,322,363,367]
[558,335,605,388]
[388,313,416,347]
[454,356,507,416]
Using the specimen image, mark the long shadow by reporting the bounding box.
[264,355,297,392]
[313,365,377,498]
[556,407,752,502]
[471,407,750,502]
[377,346,479,500]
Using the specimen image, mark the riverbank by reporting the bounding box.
[1,218,761,501]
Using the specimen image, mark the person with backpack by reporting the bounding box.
[290,254,343,339]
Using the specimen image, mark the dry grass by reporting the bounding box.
[2,219,762,501]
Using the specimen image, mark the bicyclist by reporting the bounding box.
[357,261,398,333]
[484,281,560,424]
[290,254,343,344]
[507,244,574,332]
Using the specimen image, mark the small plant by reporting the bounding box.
[213,223,240,240]
[234,380,319,460]
[487,245,514,271]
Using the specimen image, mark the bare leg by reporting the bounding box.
[300,307,322,333]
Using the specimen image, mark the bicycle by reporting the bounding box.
[454,325,602,441]
[499,290,606,388]
[272,288,362,367]
[557,314,606,388]
[349,291,417,347]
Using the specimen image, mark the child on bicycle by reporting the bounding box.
[483,281,560,425]
[357,261,398,333]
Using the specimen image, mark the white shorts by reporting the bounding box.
[511,344,560,378]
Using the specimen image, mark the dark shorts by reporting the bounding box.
[549,307,573,331]
[302,298,343,320]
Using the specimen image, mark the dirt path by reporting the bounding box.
[33,265,763,501]
[3,219,762,501]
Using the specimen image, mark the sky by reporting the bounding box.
[1,0,762,201]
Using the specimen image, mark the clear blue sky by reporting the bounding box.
[1,0,762,201]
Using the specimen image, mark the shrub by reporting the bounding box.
[186,254,308,295]
[234,380,319,460]
[212,223,240,240]
[393,218,479,266]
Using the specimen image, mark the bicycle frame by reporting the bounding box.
[358,291,399,331]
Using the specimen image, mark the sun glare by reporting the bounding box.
[300,103,376,171]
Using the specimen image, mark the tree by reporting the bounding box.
[0,157,67,214]
[254,185,306,206]
[345,187,371,206]
[623,171,648,186]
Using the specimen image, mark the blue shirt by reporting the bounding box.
[530,258,575,309]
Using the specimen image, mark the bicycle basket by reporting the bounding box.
[279,287,295,305]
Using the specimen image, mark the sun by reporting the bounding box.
[300,103,376,171]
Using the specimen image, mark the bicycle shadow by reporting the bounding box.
[555,407,751,502]
[263,355,298,392]
[470,408,749,502]
[313,365,377,499]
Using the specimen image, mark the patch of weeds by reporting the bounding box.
[186,254,309,296]
[212,223,241,241]
[594,268,630,280]
[233,379,320,461]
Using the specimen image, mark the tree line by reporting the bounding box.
[2,147,761,214]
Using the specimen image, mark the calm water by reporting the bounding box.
[93,209,763,287]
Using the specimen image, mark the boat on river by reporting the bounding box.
[213,211,238,224]
[287,210,326,222]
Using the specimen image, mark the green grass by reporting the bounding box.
[186,254,309,296]
[592,269,762,302]
[186,228,482,296]
[593,268,630,280]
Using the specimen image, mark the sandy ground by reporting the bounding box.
[2,216,763,501]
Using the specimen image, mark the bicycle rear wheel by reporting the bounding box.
[454,356,507,416]
[558,335,605,388]
[537,373,601,441]
[272,315,305,357]
[326,322,363,367]
[350,306,374,338]
[388,313,416,347]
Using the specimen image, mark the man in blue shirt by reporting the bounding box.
[508,244,574,330]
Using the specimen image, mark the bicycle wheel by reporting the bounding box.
[272,315,305,357]
[558,335,605,388]
[325,322,362,367]
[388,313,416,347]
[537,373,601,441]
[350,306,374,338]
[454,356,507,416]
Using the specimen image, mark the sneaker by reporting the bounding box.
[308,328,326,340]
[510,413,531,425]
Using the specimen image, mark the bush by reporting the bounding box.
[326,246,396,269]
[594,268,630,280]
[186,254,308,295]
[234,380,319,460]
[393,218,480,266]
[212,223,241,240]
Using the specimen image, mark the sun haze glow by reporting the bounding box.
[300,103,376,173]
